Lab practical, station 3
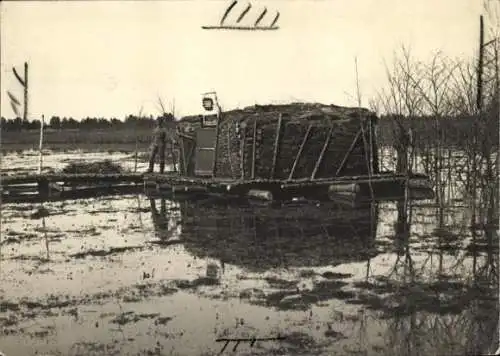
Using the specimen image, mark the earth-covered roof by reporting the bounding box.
[178,102,375,124]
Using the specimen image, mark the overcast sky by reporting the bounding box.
[0,0,485,120]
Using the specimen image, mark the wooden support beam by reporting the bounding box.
[335,128,362,177]
[310,125,334,180]
[240,123,246,180]
[251,119,257,179]
[212,116,221,177]
[37,178,49,198]
[371,118,380,174]
[270,114,283,179]
[368,118,374,175]
[179,132,187,175]
[288,124,312,181]
[187,142,196,175]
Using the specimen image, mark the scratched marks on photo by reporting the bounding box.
[202,0,280,31]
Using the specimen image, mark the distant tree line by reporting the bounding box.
[0,114,175,131]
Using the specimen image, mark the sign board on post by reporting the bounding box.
[201,92,220,127]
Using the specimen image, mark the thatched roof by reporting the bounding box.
[178,102,375,125]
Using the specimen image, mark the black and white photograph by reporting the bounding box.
[0,0,499,355]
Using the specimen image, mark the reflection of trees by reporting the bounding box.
[355,193,498,356]
[146,190,497,355]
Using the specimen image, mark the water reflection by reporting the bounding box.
[147,196,498,355]
[150,198,379,272]
[367,199,498,356]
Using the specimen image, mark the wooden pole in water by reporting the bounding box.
[38,115,44,174]
[0,111,3,269]
[134,107,143,173]
[24,63,28,124]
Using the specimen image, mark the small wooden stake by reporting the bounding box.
[38,115,44,174]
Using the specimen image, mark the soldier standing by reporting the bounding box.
[148,116,168,173]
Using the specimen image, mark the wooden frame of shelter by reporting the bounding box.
[0,103,433,204]
[144,103,434,203]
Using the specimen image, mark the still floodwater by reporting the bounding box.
[0,150,498,356]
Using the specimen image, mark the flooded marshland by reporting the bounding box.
[0,149,498,356]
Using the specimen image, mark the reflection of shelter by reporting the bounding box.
[150,198,379,271]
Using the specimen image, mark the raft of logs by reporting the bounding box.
[0,173,144,203]
[0,170,434,205]
[143,171,435,206]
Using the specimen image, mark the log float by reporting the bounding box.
[327,183,361,206]
[247,189,273,201]
[327,183,360,194]
[407,177,434,190]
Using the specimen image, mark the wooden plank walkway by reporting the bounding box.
[143,171,429,189]
[1,172,145,185]
[1,171,428,186]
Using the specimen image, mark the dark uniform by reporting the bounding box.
[148,117,168,173]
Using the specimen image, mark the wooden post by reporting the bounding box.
[179,129,187,175]
[170,140,177,172]
[12,62,28,124]
[240,123,246,180]
[38,115,44,174]
[371,117,379,174]
[270,113,283,179]
[23,62,28,123]
[288,124,312,180]
[212,117,221,178]
[251,119,257,179]
[134,110,141,173]
[477,15,484,113]
[368,118,374,175]
[37,178,49,198]
[311,125,334,180]
[0,112,3,263]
